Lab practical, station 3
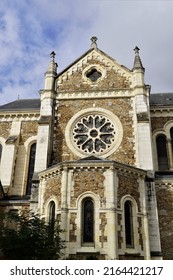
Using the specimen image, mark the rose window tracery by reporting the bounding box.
[65,108,123,158]
[72,114,116,154]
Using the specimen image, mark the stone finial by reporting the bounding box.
[91,36,98,49]
[133,46,145,72]
[50,51,56,62]
[134,46,140,55]
[47,50,57,73]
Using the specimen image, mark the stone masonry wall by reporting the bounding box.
[117,172,140,209]
[53,98,135,165]
[155,183,173,259]
[70,169,105,207]
[57,59,131,92]
[43,176,61,208]
[20,121,38,144]
[151,116,173,132]
[0,122,11,140]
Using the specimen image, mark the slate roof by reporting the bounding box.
[150,93,173,106]
[0,99,40,111]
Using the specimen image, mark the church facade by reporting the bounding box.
[0,37,173,259]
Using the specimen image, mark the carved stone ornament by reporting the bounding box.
[65,108,123,158]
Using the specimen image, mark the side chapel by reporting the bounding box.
[0,37,173,260]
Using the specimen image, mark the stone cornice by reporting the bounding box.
[155,181,173,188]
[56,89,134,100]
[0,110,40,121]
[150,106,173,116]
[38,160,146,180]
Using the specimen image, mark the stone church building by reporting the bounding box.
[0,37,173,260]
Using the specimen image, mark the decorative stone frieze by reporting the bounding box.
[0,112,39,122]
[57,90,133,100]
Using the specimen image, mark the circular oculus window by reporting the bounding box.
[65,108,123,158]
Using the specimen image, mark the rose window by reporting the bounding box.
[72,114,116,154]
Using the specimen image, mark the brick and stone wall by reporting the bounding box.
[43,176,61,207]
[57,58,131,92]
[117,172,140,209]
[53,98,135,165]
[70,169,105,207]
[0,122,11,139]
[20,121,38,144]
[155,182,173,259]
[151,116,173,132]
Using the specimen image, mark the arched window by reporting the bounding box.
[156,135,168,170]
[26,143,36,195]
[49,201,56,226]
[82,198,94,243]
[0,143,2,162]
[124,200,134,248]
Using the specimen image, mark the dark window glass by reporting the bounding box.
[83,198,94,243]
[125,201,134,247]
[156,135,168,170]
[26,143,36,195]
[86,69,102,82]
[170,127,173,157]
[49,201,55,226]
[0,144,2,161]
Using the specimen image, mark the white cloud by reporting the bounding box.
[0,0,98,104]
[0,0,173,105]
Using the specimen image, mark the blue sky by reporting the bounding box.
[0,0,173,105]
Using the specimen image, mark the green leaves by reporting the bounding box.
[0,211,65,260]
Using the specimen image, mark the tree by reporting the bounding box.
[0,211,65,260]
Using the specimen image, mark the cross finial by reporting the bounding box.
[50,51,56,61]
[134,46,140,55]
[91,36,98,49]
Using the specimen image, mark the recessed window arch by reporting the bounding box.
[156,134,168,170]
[26,142,36,195]
[82,197,94,244]
[124,200,134,248]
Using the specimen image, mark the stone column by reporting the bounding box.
[105,167,118,259]
[61,167,69,257]
[139,177,150,260]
